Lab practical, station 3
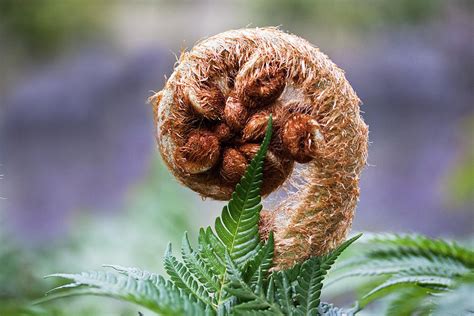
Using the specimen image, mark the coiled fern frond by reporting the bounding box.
[39,118,360,315]
[38,118,473,315]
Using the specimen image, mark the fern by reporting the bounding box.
[38,115,474,315]
[41,270,208,315]
[384,287,432,316]
[40,117,360,315]
[226,237,361,316]
[225,251,284,315]
[295,234,362,316]
[164,243,214,306]
[318,302,358,316]
[328,233,474,314]
[369,234,474,267]
[198,227,227,276]
[432,279,474,316]
[273,270,297,315]
[181,233,221,294]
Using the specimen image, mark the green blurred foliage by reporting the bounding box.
[248,0,448,31]
[0,0,105,57]
[0,227,38,314]
[324,233,474,315]
[446,116,474,207]
[0,159,194,315]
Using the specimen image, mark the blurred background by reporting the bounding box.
[0,0,473,314]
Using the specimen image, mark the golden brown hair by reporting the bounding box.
[151,27,368,269]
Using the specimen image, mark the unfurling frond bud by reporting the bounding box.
[282,113,324,163]
[220,148,248,185]
[176,131,221,174]
[153,27,368,268]
[224,94,248,131]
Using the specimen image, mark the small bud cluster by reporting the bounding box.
[169,63,325,197]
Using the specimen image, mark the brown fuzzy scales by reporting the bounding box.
[176,131,221,174]
[213,122,233,142]
[152,27,368,269]
[242,112,271,142]
[237,67,286,109]
[224,94,248,131]
[220,148,248,185]
[282,113,324,163]
[239,143,294,196]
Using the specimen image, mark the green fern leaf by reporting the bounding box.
[369,234,474,268]
[329,233,474,314]
[284,262,302,284]
[181,232,221,294]
[362,275,454,305]
[214,116,272,266]
[294,257,324,315]
[224,251,283,315]
[40,270,207,315]
[244,232,274,286]
[398,264,470,278]
[103,264,161,281]
[198,227,227,276]
[328,256,470,286]
[385,287,431,316]
[266,275,276,304]
[164,243,214,306]
[295,234,362,315]
[273,271,296,315]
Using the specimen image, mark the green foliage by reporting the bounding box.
[328,233,474,315]
[41,117,358,315]
[0,0,104,57]
[446,115,474,206]
[294,235,361,315]
[249,0,446,33]
[0,156,194,315]
[41,116,472,315]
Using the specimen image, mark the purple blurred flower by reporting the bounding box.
[1,47,174,243]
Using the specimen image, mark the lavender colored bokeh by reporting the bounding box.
[338,20,474,235]
[1,47,174,243]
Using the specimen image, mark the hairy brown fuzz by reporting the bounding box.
[153,28,368,268]
[186,83,225,120]
[242,112,271,142]
[220,148,248,185]
[224,94,248,131]
[176,131,221,174]
[282,113,324,163]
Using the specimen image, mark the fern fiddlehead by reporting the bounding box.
[39,28,472,315]
[42,118,360,315]
[41,28,368,315]
[152,27,368,268]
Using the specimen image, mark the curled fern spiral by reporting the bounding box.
[152,27,368,268]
